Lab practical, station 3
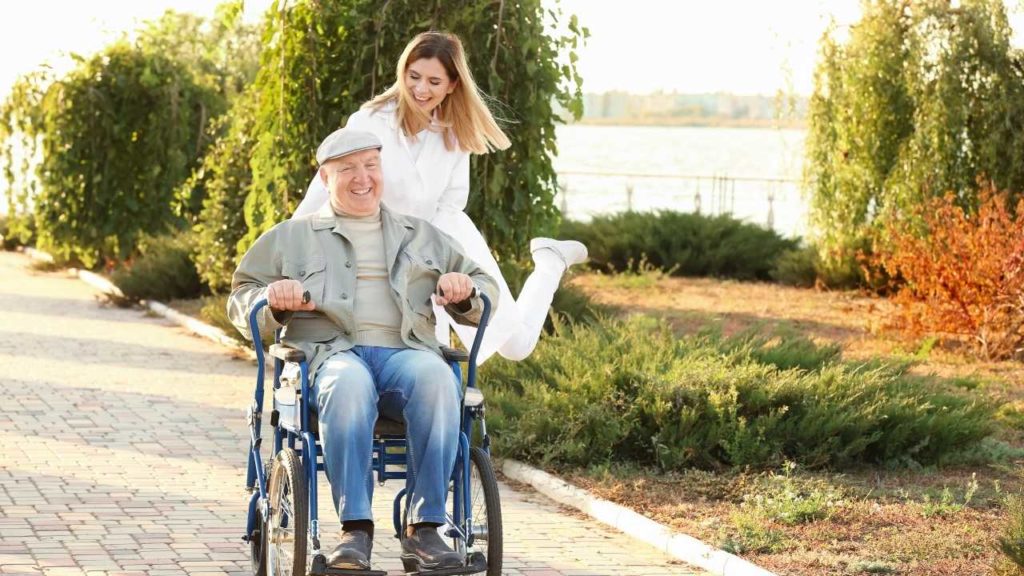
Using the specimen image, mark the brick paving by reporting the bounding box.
[0,251,706,576]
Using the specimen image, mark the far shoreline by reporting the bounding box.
[569,117,806,130]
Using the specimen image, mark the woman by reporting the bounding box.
[294,31,586,363]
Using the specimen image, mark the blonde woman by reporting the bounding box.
[295,31,586,364]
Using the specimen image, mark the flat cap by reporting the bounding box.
[316,128,382,166]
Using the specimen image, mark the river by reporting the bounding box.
[553,124,808,238]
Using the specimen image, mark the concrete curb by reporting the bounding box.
[500,459,777,576]
[19,246,255,360]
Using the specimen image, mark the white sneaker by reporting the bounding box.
[530,237,588,269]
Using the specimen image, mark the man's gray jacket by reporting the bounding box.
[227,202,499,376]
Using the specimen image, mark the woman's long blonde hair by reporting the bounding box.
[365,31,511,154]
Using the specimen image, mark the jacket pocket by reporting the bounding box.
[282,255,327,305]
[401,249,445,304]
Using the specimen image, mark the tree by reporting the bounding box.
[0,1,259,267]
[804,0,1024,274]
[192,0,586,291]
[1,43,220,267]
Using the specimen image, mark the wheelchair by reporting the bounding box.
[241,291,501,576]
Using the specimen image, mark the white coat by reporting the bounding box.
[294,102,518,363]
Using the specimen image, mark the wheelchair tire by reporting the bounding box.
[469,447,503,576]
[265,449,308,576]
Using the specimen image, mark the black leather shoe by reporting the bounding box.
[326,528,372,570]
[401,524,463,572]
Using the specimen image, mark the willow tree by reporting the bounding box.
[804,0,1024,273]
[191,0,586,291]
[0,1,257,267]
[0,44,221,267]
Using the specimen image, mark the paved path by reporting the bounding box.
[0,251,706,576]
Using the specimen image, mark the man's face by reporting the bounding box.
[320,149,383,216]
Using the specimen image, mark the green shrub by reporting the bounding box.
[199,294,246,342]
[481,314,994,471]
[561,211,798,281]
[190,103,255,293]
[0,215,12,250]
[770,244,819,287]
[110,232,202,302]
[999,492,1024,573]
[740,462,844,525]
[0,209,35,250]
[2,43,222,268]
[719,326,842,372]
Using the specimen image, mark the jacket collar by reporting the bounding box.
[380,205,414,271]
[311,200,336,230]
[312,201,414,270]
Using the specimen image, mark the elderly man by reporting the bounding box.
[228,128,499,573]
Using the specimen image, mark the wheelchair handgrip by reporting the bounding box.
[248,299,270,354]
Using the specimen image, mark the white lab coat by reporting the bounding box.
[294,102,518,363]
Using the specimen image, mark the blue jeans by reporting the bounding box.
[313,346,460,526]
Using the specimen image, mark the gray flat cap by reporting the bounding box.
[316,128,382,166]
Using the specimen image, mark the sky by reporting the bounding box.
[1,1,1023,101]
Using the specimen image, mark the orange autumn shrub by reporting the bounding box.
[873,188,1024,360]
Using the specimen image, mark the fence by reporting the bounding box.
[555,171,807,238]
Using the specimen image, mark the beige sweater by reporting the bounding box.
[338,209,405,348]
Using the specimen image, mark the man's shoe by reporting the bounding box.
[530,237,588,270]
[400,524,463,572]
[326,528,372,570]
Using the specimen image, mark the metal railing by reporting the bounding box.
[555,170,807,237]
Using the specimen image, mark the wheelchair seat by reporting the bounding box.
[273,376,407,438]
[270,342,462,438]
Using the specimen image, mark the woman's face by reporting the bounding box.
[405,57,456,113]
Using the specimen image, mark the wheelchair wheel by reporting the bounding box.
[265,449,308,576]
[469,447,502,576]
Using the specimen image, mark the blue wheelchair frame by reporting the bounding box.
[242,292,494,574]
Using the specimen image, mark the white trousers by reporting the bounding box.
[434,257,564,364]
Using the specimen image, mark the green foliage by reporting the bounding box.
[739,462,844,525]
[194,0,586,290]
[719,326,842,372]
[189,101,257,293]
[561,211,798,281]
[31,43,219,267]
[770,244,820,288]
[110,232,202,302]
[199,293,247,342]
[0,3,258,269]
[999,492,1024,572]
[719,514,789,555]
[805,0,1024,267]
[919,474,978,517]
[0,214,33,250]
[137,2,260,223]
[481,314,995,471]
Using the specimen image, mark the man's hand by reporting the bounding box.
[435,273,475,306]
[267,279,316,312]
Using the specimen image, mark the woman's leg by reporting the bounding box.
[496,238,587,361]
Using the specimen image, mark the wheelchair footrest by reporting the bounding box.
[403,552,487,576]
[309,553,387,576]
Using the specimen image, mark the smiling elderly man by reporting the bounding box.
[228,127,498,572]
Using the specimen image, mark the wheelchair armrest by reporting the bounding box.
[269,344,306,363]
[440,345,469,363]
